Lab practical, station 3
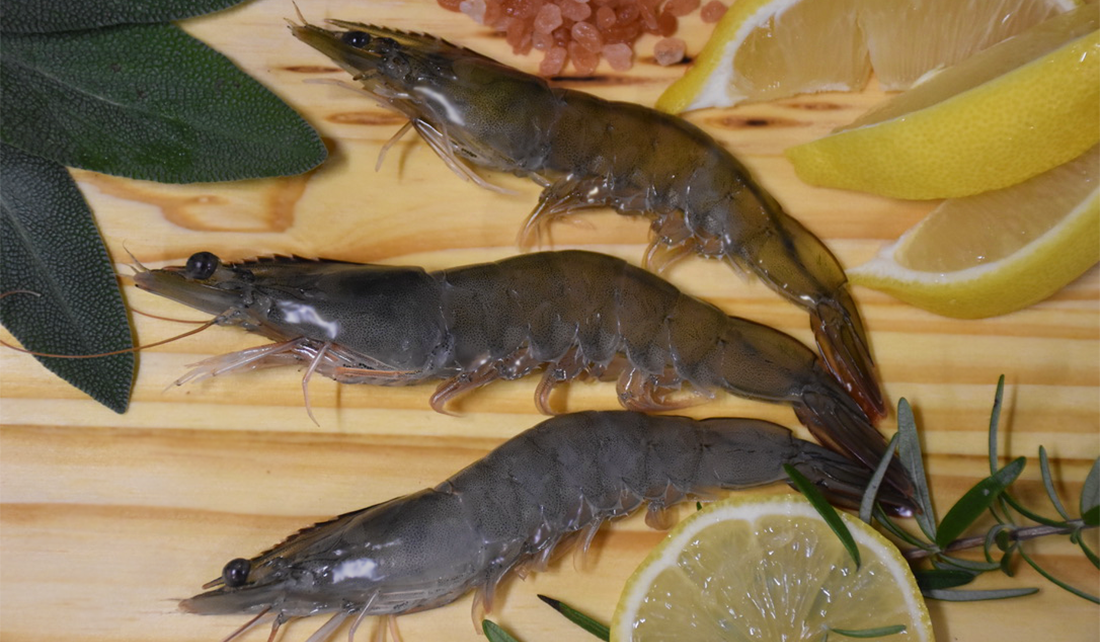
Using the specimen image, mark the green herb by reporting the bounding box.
[865,376,1099,603]
[785,463,861,569]
[483,619,522,642]
[538,595,610,641]
[0,0,326,411]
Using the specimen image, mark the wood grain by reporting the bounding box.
[1,1,1097,641]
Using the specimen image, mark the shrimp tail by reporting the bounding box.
[812,288,886,421]
[794,388,915,504]
[786,439,912,515]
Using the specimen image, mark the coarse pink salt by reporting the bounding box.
[540,46,569,75]
[560,0,593,21]
[571,20,603,53]
[534,3,563,33]
[653,36,686,65]
[700,0,727,23]
[665,0,700,17]
[602,42,634,71]
[443,0,713,75]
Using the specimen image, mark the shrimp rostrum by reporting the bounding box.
[132,250,912,499]
[181,410,910,642]
[289,18,885,424]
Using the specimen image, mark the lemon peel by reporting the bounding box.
[848,146,1099,319]
[785,6,1099,199]
[656,0,1075,113]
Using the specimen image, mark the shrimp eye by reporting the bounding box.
[222,558,251,588]
[341,30,371,48]
[184,252,220,280]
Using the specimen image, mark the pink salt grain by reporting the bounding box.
[568,41,600,74]
[560,0,593,22]
[534,3,563,33]
[602,43,633,71]
[540,46,568,75]
[653,37,685,65]
[700,0,727,23]
[437,0,464,11]
[665,0,700,17]
[571,20,603,52]
[595,5,617,28]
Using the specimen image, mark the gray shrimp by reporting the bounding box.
[289,18,885,424]
[132,250,910,497]
[181,410,907,641]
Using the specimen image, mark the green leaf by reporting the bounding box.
[1039,446,1071,521]
[923,587,1039,601]
[2,23,326,183]
[872,504,931,549]
[483,620,522,642]
[537,595,610,641]
[0,143,133,412]
[988,375,1005,475]
[895,398,936,540]
[932,554,1000,573]
[0,0,243,33]
[860,432,899,524]
[914,569,976,592]
[1081,458,1099,526]
[785,464,861,569]
[935,457,1026,550]
[828,625,907,638]
[1018,544,1100,604]
[1077,536,1099,569]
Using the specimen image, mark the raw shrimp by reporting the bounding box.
[132,250,910,497]
[289,18,885,423]
[181,410,909,642]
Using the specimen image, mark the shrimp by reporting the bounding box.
[132,250,911,497]
[288,18,886,424]
[181,410,909,642]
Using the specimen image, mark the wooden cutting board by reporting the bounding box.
[1,1,1097,640]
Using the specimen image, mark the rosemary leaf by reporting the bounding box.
[924,587,1038,601]
[483,620,522,642]
[537,595,610,641]
[828,624,907,638]
[1039,446,1071,521]
[914,569,976,592]
[1017,545,1100,604]
[988,375,1005,475]
[860,432,899,524]
[896,399,937,540]
[1081,458,1099,526]
[785,464,860,570]
[935,457,1026,550]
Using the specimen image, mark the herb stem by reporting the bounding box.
[904,519,1095,561]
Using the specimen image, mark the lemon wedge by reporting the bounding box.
[786,6,1099,199]
[656,0,1075,112]
[849,146,1099,319]
[611,494,933,642]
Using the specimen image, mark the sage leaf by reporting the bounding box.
[1081,457,1099,526]
[538,595,610,641]
[482,620,522,642]
[914,569,976,592]
[785,464,860,570]
[935,457,1026,550]
[1,23,326,183]
[0,143,133,412]
[0,0,242,33]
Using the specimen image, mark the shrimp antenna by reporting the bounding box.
[0,318,218,359]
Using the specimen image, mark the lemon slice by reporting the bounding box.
[848,146,1099,319]
[655,0,1074,113]
[611,494,933,642]
[786,6,1099,199]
